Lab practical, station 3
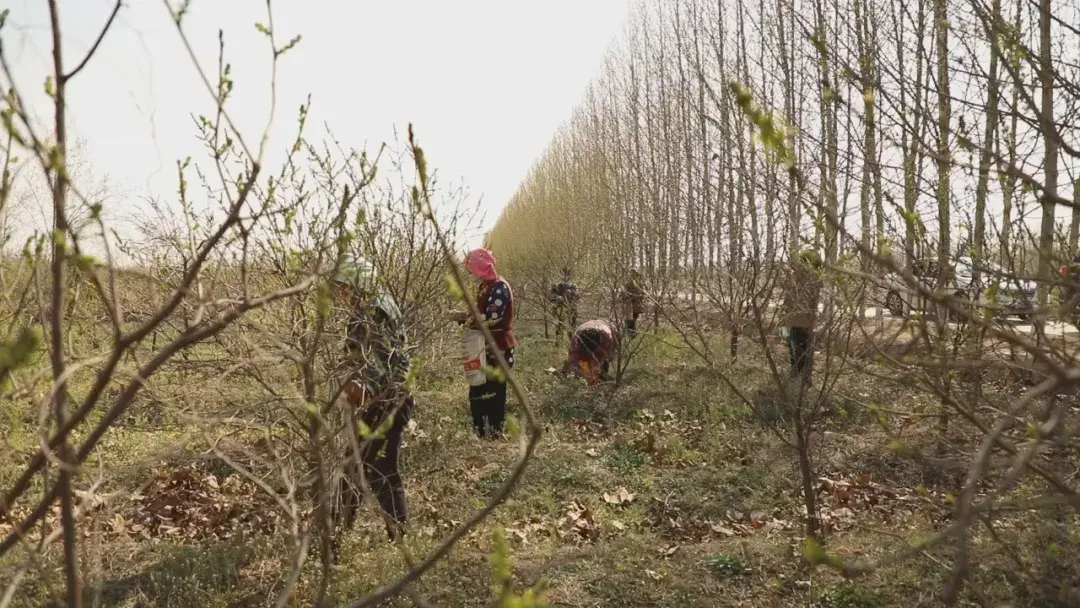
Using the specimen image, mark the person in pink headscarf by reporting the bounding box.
[454,248,516,438]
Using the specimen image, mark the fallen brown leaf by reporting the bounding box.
[659,544,680,557]
[711,523,736,536]
[603,487,636,505]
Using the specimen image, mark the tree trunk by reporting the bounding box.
[899,0,928,270]
[856,0,873,313]
[1000,0,1021,271]
[1070,180,1080,257]
[972,0,1002,288]
[934,0,952,445]
[1035,0,1057,340]
[777,0,799,255]
[814,0,839,265]
[795,411,821,541]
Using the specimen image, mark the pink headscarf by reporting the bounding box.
[466,248,498,282]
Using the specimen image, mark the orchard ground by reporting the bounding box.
[1,316,1077,607]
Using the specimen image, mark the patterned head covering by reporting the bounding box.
[466,248,498,281]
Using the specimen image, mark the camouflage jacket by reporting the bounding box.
[781,263,823,330]
[550,281,580,307]
[345,293,412,399]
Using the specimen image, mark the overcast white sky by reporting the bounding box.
[2,0,630,245]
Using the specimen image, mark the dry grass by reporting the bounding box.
[1,318,1078,607]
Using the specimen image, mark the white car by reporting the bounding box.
[883,256,1035,320]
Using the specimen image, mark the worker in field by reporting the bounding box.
[550,267,580,342]
[1060,252,1080,325]
[331,254,414,549]
[619,269,646,337]
[454,248,517,439]
[780,249,823,385]
[562,318,621,386]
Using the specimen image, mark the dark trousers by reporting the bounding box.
[787,327,813,380]
[625,313,640,337]
[338,395,412,542]
[553,306,577,342]
[470,348,514,438]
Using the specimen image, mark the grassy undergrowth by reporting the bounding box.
[2,322,1077,607]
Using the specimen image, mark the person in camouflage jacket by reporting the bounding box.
[550,267,580,342]
[781,250,823,384]
[331,254,413,546]
[619,269,645,337]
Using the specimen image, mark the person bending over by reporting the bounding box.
[563,319,621,386]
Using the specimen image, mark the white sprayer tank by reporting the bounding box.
[461,328,487,386]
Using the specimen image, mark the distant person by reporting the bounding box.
[781,249,823,385]
[331,254,413,550]
[562,319,621,386]
[454,248,516,439]
[1061,252,1080,325]
[620,269,646,337]
[550,267,580,342]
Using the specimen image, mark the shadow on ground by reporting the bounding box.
[76,543,255,608]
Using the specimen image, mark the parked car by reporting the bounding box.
[883,256,1035,320]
